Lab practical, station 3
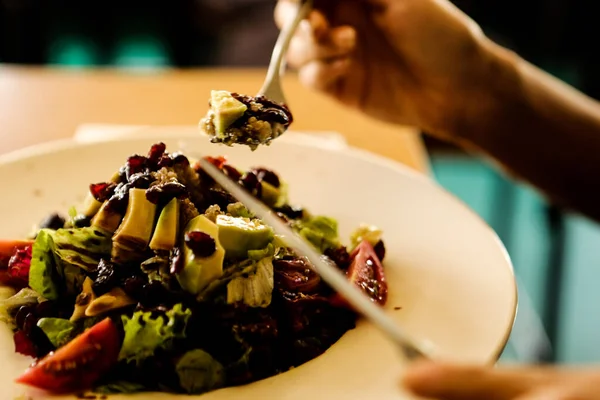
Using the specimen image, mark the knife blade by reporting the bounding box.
[198,156,435,360]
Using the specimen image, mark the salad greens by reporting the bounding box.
[0,143,388,396]
[119,304,191,365]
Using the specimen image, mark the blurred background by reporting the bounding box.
[1,0,599,365]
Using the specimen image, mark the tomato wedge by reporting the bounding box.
[330,239,388,309]
[0,239,33,268]
[16,317,121,393]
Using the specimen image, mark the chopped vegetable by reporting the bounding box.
[176,349,225,394]
[227,257,274,307]
[37,318,75,348]
[119,304,191,365]
[15,317,120,393]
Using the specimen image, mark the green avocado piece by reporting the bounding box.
[149,198,180,251]
[177,215,225,295]
[215,215,274,259]
[260,182,280,207]
[210,90,247,135]
[112,188,157,264]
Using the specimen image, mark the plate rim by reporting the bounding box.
[0,133,518,363]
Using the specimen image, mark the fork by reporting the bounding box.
[257,0,314,105]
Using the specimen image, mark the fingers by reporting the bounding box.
[298,57,351,91]
[288,23,356,68]
[402,362,558,400]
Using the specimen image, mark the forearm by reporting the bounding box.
[454,39,600,221]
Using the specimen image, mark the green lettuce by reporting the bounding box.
[119,304,191,365]
[29,227,112,299]
[293,215,340,252]
[176,349,225,394]
[93,381,147,394]
[227,257,274,308]
[0,288,45,328]
[37,318,75,348]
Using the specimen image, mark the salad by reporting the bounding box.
[0,143,388,396]
[200,90,293,150]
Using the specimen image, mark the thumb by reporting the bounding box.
[401,362,558,400]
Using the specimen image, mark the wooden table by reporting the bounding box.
[0,66,429,173]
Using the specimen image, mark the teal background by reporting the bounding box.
[431,155,600,364]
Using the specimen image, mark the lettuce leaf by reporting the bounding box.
[29,227,112,298]
[119,304,191,365]
[93,381,147,394]
[176,349,225,394]
[0,288,45,328]
[227,257,274,308]
[37,318,75,348]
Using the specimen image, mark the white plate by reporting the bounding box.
[0,133,516,400]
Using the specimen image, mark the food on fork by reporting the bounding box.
[200,90,293,150]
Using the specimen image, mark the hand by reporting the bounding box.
[402,361,600,399]
[275,0,496,137]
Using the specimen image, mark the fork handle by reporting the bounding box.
[258,0,314,103]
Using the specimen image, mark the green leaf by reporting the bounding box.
[118,303,192,365]
[176,349,225,394]
[93,381,147,394]
[37,318,75,348]
[29,230,61,300]
[226,257,274,308]
[0,288,45,329]
[29,227,112,298]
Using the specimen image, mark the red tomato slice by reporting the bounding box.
[330,239,388,309]
[0,239,33,268]
[15,317,121,393]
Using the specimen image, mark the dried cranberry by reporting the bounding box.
[123,276,146,300]
[89,182,117,202]
[240,172,262,197]
[146,181,189,204]
[73,214,91,228]
[157,155,174,168]
[374,240,386,262]
[92,259,118,296]
[34,301,55,318]
[274,205,304,220]
[170,152,190,167]
[184,231,216,258]
[252,168,280,188]
[170,247,184,274]
[204,187,236,209]
[105,182,132,213]
[39,213,65,231]
[222,164,242,181]
[139,281,171,307]
[14,330,36,357]
[128,172,153,189]
[126,155,148,180]
[324,246,351,270]
[7,245,32,287]
[147,142,167,167]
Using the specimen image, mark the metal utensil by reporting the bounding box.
[257,0,314,105]
[198,156,436,361]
